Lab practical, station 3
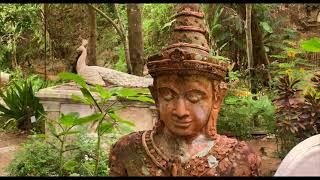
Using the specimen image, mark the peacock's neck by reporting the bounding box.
[76,49,88,72]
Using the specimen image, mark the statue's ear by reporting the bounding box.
[212,81,227,109]
[148,85,158,106]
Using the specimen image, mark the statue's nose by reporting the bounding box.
[172,98,190,120]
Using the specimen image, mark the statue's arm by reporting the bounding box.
[108,142,128,176]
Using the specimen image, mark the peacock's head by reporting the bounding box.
[76,39,89,52]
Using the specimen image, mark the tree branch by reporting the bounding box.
[87,4,124,40]
[87,4,132,74]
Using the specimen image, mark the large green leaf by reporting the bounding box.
[71,94,90,105]
[75,113,103,125]
[301,38,320,52]
[80,88,96,105]
[60,112,80,126]
[108,111,135,127]
[117,88,139,97]
[126,96,155,104]
[117,123,134,134]
[98,121,114,135]
[94,85,112,100]
[260,21,273,34]
[58,72,87,88]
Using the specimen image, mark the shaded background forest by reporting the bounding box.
[1,4,319,79]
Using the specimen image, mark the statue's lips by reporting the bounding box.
[172,119,192,128]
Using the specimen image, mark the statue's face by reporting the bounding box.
[156,74,213,137]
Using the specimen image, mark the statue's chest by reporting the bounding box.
[135,130,236,176]
[138,152,233,176]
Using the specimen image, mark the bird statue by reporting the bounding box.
[76,39,153,88]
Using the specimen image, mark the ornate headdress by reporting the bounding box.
[147,4,228,81]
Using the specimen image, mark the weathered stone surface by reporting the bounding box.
[41,101,61,112]
[117,107,156,131]
[60,103,95,117]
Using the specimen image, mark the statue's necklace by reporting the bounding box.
[142,130,172,171]
[142,130,219,176]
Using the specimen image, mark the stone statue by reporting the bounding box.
[108,4,261,176]
[76,39,153,88]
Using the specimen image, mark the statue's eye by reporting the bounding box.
[158,88,176,101]
[186,90,205,103]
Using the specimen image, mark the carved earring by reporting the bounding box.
[212,81,227,110]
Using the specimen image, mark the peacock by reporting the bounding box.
[76,39,153,88]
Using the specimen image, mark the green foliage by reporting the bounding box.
[269,38,320,157]
[8,137,60,176]
[255,4,299,55]
[269,38,317,92]
[218,91,275,140]
[260,21,273,34]
[143,4,174,55]
[8,131,109,176]
[71,133,109,176]
[8,68,49,92]
[301,37,320,53]
[45,111,109,176]
[0,76,45,133]
[227,69,240,82]
[0,4,43,70]
[58,72,154,175]
[273,73,320,158]
[113,46,127,72]
[206,4,240,56]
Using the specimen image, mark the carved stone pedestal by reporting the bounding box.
[36,82,157,133]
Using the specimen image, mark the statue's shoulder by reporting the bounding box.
[213,135,256,154]
[108,131,147,176]
[213,135,238,149]
[210,135,261,175]
[111,131,145,151]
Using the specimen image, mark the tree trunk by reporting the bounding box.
[87,5,97,66]
[44,4,48,81]
[237,4,270,93]
[245,4,254,92]
[127,4,144,76]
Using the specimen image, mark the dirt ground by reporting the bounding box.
[0,131,28,176]
[0,131,282,176]
[247,136,282,176]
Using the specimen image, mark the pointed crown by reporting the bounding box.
[147,4,228,81]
